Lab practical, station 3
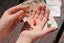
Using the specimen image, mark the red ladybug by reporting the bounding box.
[27,11,31,13]
[34,19,37,26]
[48,18,50,21]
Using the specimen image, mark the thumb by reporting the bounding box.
[40,27,56,37]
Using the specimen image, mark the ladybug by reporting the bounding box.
[34,19,37,26]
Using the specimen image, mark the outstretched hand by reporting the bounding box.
[16,4,56,43]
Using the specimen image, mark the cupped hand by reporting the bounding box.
[17,4,56,43]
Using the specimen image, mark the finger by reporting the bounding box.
[6,5,29,14]
[41,8,50,28]
[40,27,56,37]
[39,4,46,20]
[12,10,25,20]
[18,13,26,22]
[39,10,44,20]
[38,5,42,10]
[34,5,42,19]
[42,4,46,10]
[34,10,40,19]
[29,9,37,19]
[34,9,40,19]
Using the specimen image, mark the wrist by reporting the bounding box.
[16,35,33,43]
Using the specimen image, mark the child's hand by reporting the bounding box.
[0,5,29,40]
[16,4,56,43]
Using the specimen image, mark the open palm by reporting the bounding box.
[20,4,56,41]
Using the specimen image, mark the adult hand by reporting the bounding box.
[0,5,29,40]
[16,4,56,43]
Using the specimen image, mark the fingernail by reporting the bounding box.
[52,28,57,32]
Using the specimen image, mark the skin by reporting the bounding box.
[0,4,56,43]
[16,4,56,43]
[0,5,29,40]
